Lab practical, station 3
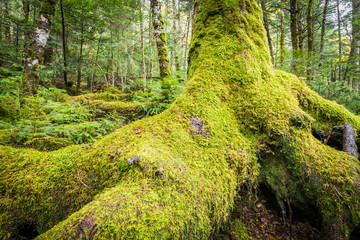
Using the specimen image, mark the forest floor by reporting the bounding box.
[214,186,321,240]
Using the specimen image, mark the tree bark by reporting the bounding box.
[150,0,171,81]
[318,0,329,69]
[76,20,84,94]
[2,1,360,239]
[184,4,192,74]
[139,1,146,90]
[172,0,178,76]
[4,2,10,45]
[21,0,58,96]
[149,9,154,79]
[280,0,285,66]
[290,0,298,70]
[306,0,313,82]
[60,0,68,87]
[261,0,274,66]
[344,0,359,85]
[337,0,342,82]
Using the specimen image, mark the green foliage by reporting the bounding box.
[310,80,360,114]
[132,78,185,115]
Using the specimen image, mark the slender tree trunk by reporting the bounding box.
[123,33,128,91]
[0,4,2,43]
[280,0,285,67]
[297,4,304,51]
[139,1,146,90]
[172,0,178,76]
[111,30,115,87]
[76,20,84,94]
[22,0,58,96]
[344,0,359,86]
[60,0,68,87]
[336,0,342,82]
[4,2,10,45]
[22,0,31,49]
[150,0,171,81]
[91,36,102,92]
[290,0,298,70]
[261,0,274,65]
[307,0,313,82]
[149,9,154,79]
[319,0,329,69]
[184,6,192,74]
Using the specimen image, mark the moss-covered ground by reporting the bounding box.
[1,0,360,239]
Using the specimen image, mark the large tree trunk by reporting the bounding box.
[2,0,360,239]
[21,0,58,96]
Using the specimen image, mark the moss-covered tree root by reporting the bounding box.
[1,0,360,239]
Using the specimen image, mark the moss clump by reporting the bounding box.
[1,0,360,239]
[90,100,142,115]
[67,92,129,103]
[24,137,73,151]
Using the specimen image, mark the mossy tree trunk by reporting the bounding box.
[150,0,171,81]
[1,0,360,239]
[21,0,58,96]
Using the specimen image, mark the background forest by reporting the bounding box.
[0,0,358,150]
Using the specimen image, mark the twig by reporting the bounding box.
[77,170,92,190]
[324,125,343,145]
[334,186,344,199]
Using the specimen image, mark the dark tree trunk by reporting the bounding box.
[306,0,313,82]
[336,0,342,82]
[21,0,58,96]
[344,0,359,86]
[319,0,329,69]
[76,21,84,93]
[60,0,68,87]
[139,0,146,90]
[290,0,298,70]
[261,0,274,65]
[280,0,285,66]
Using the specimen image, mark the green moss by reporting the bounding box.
[24,137,73,151]
[1,0,360,239]
[230,219,249,240]
[67,92,129,103]
[91,100,143,115]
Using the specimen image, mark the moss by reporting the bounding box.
[24,137,73,151]
[1,0,360,239]
[67,92,129,103]
[39,0,57,22]
[230,219,249,240]
[90,100,143,115]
